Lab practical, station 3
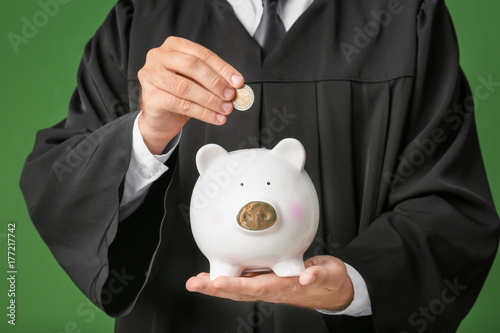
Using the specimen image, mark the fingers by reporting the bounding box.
[196,272,211,278]
[154,50,233,103]
[139,36,244,129]
[162,36,244,91]
[186,273,293,303]
[143,67,231,112]
[212,275,271,298]
[186,273,214,293]
[186,274,261,302]
[140,77,228,125]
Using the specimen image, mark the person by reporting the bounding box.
[20,0,500,332]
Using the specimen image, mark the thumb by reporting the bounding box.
[300,255,347,288]
[299,264,328,286]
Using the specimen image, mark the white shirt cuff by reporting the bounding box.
[316,262,372,317]
[119,113,180,220]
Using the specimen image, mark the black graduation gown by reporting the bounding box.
[20,0,500,332]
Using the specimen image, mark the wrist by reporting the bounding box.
[138,112,180,155]
[336,275,355,311]
[319,262,355,312]
[317,262,372,316]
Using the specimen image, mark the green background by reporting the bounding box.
[0,1,499,332]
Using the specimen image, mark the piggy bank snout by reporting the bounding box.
[237,201,277,231]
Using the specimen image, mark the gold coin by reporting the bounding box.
[236,201,277,231]
[232,84,254,111]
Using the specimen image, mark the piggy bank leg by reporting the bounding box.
[272,257,305,277]
[209,261,243,280]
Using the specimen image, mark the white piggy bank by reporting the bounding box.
[190,138,319,280]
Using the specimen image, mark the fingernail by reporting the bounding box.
[222,102,232,114]
[224,88,234,100]
[216,114,226,124]
[231,74,244,86]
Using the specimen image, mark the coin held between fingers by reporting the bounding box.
[233,85,254,111]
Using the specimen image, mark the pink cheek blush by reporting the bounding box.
[289,202,303,220]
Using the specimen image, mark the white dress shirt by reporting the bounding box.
[119,0,372,317]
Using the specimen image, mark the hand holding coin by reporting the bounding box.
[138,36,244,154]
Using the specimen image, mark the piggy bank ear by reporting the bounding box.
[196,144,228,176]
[271,138,306,171]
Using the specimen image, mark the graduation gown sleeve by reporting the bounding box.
[335,1,500,331]
[19,0,167,317]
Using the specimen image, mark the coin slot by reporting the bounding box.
[237,201,277,231]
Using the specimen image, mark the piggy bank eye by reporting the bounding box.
[240,183,244,187]
[267,182,271,185]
